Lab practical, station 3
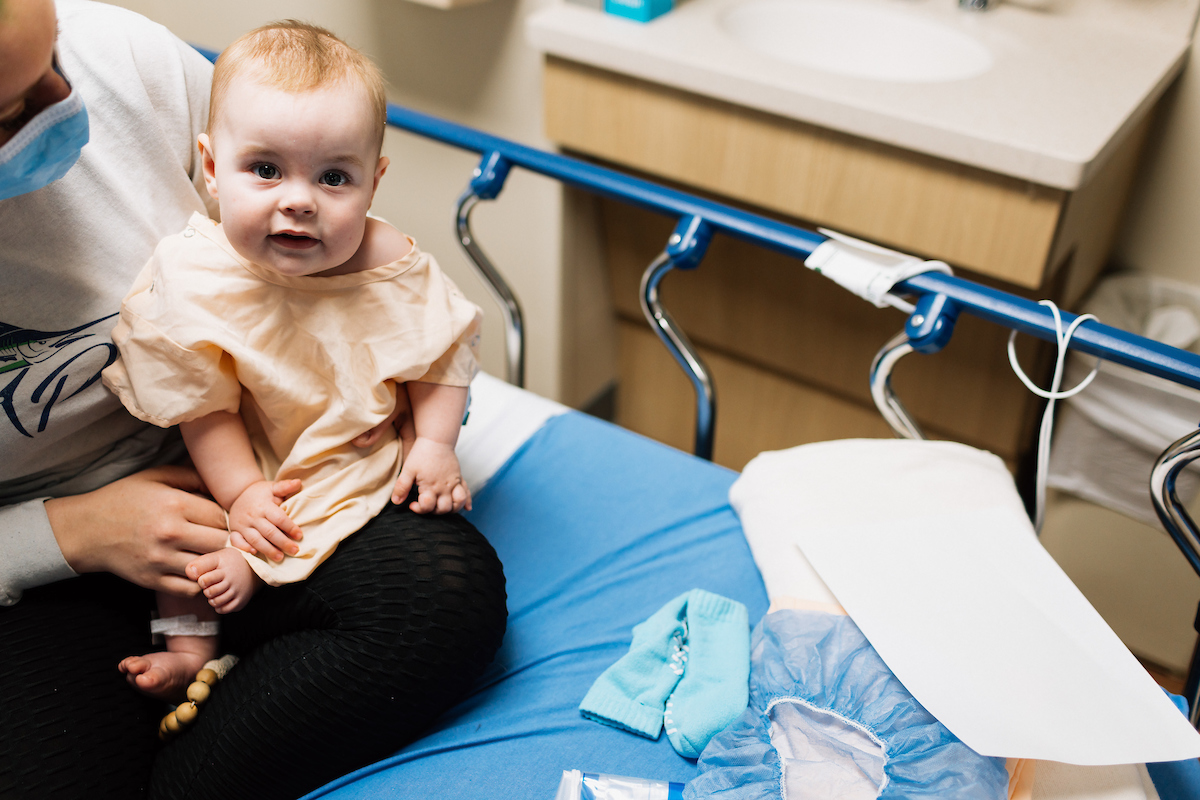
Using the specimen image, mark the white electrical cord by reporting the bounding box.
[1007,300,1101,533]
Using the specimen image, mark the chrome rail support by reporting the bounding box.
[869,292,960,440]
[1150,428,1200,579]
[641,251,715,460]
[455,152,524,387]
[639,216,717,460]
[1151,428,1200,727]
[869,331,926,440]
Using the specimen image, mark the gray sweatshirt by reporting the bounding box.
[0,0,216,604]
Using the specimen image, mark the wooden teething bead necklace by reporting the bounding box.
[158,654,239,741]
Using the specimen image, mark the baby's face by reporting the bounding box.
[201,76,386,277]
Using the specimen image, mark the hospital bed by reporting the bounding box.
[281,102,1200,800]
[188,48,1200,800]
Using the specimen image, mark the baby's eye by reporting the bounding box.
[321,171,348,187]
[253,164,279,180]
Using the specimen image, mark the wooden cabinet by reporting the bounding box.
[545,56,1157,471]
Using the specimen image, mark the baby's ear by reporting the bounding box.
[197,134,219,201]
[371,156,390,199]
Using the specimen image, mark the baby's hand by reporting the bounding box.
[227,479,304,562]
[392,438,471,514]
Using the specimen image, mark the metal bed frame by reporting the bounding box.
[194,46,1200,727]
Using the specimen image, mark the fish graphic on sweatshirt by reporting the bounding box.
[0,315,118,436]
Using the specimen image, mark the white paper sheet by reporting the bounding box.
[730,439,1200,765]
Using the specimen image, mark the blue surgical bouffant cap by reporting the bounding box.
[685,608,1009,800]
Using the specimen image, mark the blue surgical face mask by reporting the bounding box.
[0,58,89,202]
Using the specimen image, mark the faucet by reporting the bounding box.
[959,0,993,9]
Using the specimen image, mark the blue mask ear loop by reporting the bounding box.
[1007,301,1100,533]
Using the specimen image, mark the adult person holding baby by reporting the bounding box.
[0,2,507,798]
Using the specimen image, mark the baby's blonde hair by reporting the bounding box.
[208,20,387,150]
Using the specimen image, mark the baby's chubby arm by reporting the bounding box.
[179,410,304,562]
[391,382,470,514]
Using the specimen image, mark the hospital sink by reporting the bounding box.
[528,0,1192,191]
[718,0,993,83]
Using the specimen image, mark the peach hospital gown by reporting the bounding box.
[102,212,482,586]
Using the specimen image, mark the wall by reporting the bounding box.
[1117,21,1200,283]
[109,0,570,402]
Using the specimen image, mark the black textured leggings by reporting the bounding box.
[0,504,506,800]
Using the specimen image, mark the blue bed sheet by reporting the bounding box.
[1148,759,1200,799]
[304,411,770,799]
[301,409,1200,800]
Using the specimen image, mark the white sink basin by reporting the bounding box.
[528,0,1193,187]
[719,0,994,83]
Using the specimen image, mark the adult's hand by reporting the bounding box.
[350,382,417,463]
[44,465,228,597]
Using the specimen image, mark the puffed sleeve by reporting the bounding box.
[101,248,242,428]
[418,306,482,387]
[407,253,483,387]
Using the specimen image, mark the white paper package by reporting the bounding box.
[730,438,1200,765]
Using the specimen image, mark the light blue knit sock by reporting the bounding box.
[664,589,750,758]
[579,591,691,739]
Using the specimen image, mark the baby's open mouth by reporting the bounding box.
[270,232,319,250]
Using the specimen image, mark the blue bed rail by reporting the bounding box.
[195,42,1200,724]
[383,103,1200,388]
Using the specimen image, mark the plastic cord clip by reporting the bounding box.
[804,229,952,312]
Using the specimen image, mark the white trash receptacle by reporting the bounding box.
[1049,273,1200,527]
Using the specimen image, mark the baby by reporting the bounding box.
[102,20,482,699]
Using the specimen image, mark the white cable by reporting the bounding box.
[884,294,917,315]
[1006,301,1100,533]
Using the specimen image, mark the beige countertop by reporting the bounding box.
[527,0,1195,189]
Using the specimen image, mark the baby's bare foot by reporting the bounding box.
[187,547,262,614]
[118,650,207,702]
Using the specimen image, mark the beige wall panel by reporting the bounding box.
[617,322,897,471]
[545,57,1065,289]
[603,199,1046,461]
[1117,24,1200,284]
